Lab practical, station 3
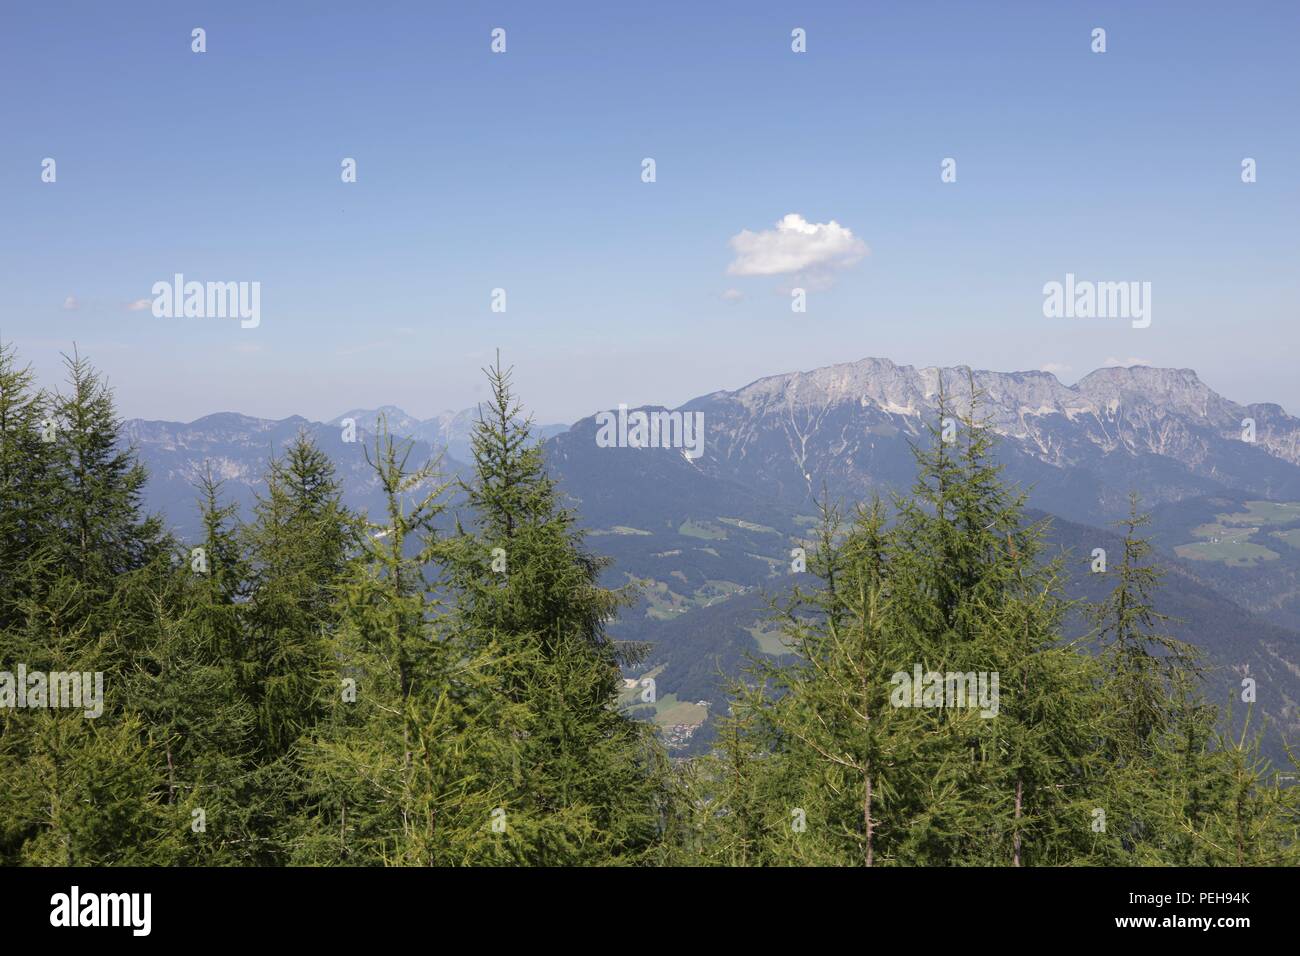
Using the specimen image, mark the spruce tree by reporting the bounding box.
[0,348,181,864]
[242,434,358,756]
[444,355,664,864]
[1087,494,1205,861]
[703,376,1111,866]
[0,340,53,630]
[883,375,1103,864]
[1091,494,1201,755]
[119,473,261,864]
[44,349,166,589]
[295,421,513,864]
[1154,703,1298,866]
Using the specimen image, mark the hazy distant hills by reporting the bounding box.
[123,407,567,539]
[123,413,454,540]
[121,357,1300,760]
[327,406,568,465]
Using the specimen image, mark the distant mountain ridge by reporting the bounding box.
[327,406,568,464]
[122,405,568,538]
[661,357,1300,525]
[123,356,1300,552]
[121,411,457,541]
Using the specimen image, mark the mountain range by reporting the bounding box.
[326,406,569,465]
[677,358,1300,525]
[120,357,1300,760]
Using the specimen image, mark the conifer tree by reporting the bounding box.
[233,433,362,860]
[443,355,665,864]
[0,712,181,866]
[689,637,797,867]
[704,377,1111,866]
[44,349,166,590]
[879,375,1103,864]
[119,474,262,864]
[1087,494,1206,861]
[708,498,915,866]
[0,348,181,864]
[1151,704,1299,866]
[295,422,513,865]
[242,433,359,757]
[1091,494,1201,756]
[0,340,53,629]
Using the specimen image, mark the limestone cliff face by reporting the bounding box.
[668,358,1300,518]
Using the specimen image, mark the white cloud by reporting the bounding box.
[1103,356,1152,368]
[721,288,744,302]
[726,213,868,280]
[62,296,79,311]
[1040,362,1072,376]
[126,298,151,311]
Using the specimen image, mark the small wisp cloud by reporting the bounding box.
[726,213,867,285]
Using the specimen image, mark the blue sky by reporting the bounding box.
[2,0,1297,423]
